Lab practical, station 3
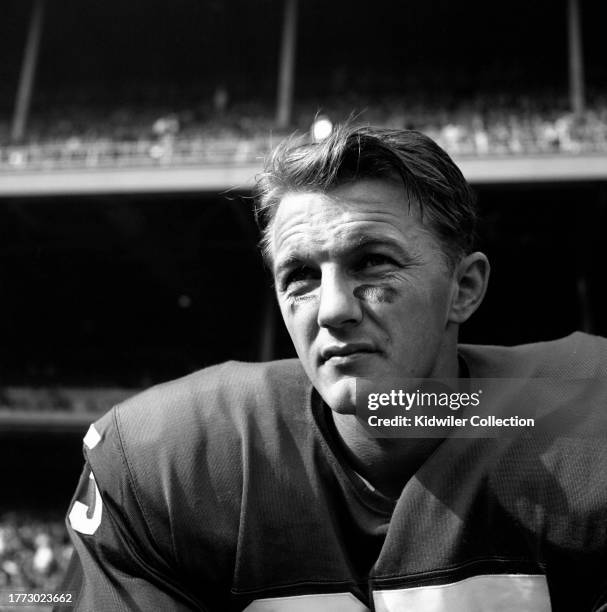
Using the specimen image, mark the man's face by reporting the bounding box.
[271,178,460,414]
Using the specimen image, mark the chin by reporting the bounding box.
[318,377,358,415]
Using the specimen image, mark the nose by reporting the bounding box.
[317,268,362,329]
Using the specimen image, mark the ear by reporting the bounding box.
[448,252,490,324]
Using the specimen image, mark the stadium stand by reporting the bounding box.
[2,93,607,171]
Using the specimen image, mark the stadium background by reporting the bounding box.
[1,0,606,599]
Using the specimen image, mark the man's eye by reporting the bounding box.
[283,266,318,288]
[359,254,395,269]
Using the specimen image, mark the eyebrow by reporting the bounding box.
[273,254,302,276]
[354,235,410,253]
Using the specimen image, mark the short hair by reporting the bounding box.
[254,124,478,269]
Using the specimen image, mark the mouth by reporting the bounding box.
[320,343,378,364]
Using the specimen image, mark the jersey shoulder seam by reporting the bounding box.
[112,405,179,565]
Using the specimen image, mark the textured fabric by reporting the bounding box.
[60,332,607,611]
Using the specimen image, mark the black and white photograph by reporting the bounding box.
[1,0,607,610]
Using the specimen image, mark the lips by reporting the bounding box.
[320,343,377,363]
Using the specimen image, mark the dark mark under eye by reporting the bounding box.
[354,284,397,303]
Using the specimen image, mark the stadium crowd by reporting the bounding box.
[0,514,71,591]
[1,92,607,171]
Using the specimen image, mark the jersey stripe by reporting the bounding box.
[243,592,369,611]
[373,574,551,612]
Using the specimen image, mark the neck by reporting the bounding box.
[330,413,442,498]
[330,347,463,498]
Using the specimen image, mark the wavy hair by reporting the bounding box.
[254,124,478,269]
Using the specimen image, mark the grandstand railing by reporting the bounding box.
[0,137,274,172]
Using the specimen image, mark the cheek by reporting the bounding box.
[372,283,451,335]
[279,298,318,345]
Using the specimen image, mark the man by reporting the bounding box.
[60,126,607,611]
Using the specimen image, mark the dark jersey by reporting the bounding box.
[60,332,607,611]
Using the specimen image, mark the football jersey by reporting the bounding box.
[60,332,607,611]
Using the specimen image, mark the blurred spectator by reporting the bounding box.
[0,514,71,590]
[213,84,229,114]
[32,534,55,576]
[472,115,490,155]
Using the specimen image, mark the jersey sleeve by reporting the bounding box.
[57,412,205,611]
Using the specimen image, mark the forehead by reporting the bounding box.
[270,179,431,263]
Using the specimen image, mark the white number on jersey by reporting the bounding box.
[69,424,104,535]
[69,470,103,535]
